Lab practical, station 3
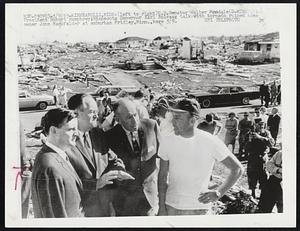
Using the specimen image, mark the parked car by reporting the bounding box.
[19,90,54,110]
[187,85,260,108]
[88,85,139,101]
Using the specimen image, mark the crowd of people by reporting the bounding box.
[52,85,72,108]
[20,85,282,218]
[259,80,281,108]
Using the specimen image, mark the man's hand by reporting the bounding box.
[117,171,135,181]
[115,159,125,169]
[96,170,119,190]
[158,204,168,216]
[198,190,221,204]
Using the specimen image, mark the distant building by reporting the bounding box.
[181,37,192,60]
[244,39,280,61]
[98,42,110,48]
[115,36,148,48]
[153,36,171,47]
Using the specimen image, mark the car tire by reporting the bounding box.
[201,99,212,108]
[37,102,48,110]
[242,97,250,105]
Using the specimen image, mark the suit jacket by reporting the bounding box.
[267,114,281,134]
[31,145,83,218]
[66,127,124,217]
[105,119,160,216]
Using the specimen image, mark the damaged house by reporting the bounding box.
[237,37,280,64]
[153,36,172,47]
[115,36,148,48]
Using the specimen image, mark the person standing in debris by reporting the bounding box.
[253,107,263,127]
[260,106,269,126]
[153,97,174,136]
[105,98,160,216]
[259,81,268,107]
[66,94,126,217]
[59,86,68,108]
[134,89,150,119]
[245,121,274,199]
[52,84,60,107]
[270,80,277,106]
[264,84,271,108]
[257,149,283,213]
[158,98,243,216]
[238,112,254,159]
[147,94,155,113]
[101,91,112,122]
[197,113,222,136]
[224,112,239,153]
[276,84,281,105]
[267,107,281,145]
[20,121,33,218]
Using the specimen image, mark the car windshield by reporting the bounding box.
[208,86,221,93]
[95,86,137,95]
[19,92,29,98]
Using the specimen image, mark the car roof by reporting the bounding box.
[213,85,243,88]
[19,90,28,94]
[97,85,138,89]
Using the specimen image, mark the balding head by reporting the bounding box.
[68,94,98,132]
[271,107,278,115]
[115,98,139,132]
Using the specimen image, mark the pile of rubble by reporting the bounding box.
[18,40,281,98]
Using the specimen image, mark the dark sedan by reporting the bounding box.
[187,85,260,108]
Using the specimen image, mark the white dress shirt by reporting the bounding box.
[45,141,76,172]
[122,126,140,149]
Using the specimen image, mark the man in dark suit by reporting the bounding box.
[105,98,160,216]
[267,107,281,145]
[67,94,127,217]
[31,108,84,218]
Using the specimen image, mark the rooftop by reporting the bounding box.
[116,36,148,43]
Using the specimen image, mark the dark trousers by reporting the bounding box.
[83,188,115,217]
[260,95,264,106]
[258,175,283,213]
[247,170,267,190]
[270,130,278,144]
[113,186,151,216]
[238,135,247,155]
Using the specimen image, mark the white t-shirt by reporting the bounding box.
[158,129,231,210]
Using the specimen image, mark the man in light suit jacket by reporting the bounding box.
[31,108,84,218]
[105,98,161,216]
[67,94,125,217]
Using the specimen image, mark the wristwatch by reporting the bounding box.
[215,190,221,198]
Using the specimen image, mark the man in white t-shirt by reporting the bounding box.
[158,98,244,215]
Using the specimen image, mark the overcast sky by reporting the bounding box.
[7,3,285,44]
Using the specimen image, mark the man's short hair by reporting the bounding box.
[67,93,91,110]
[229,112,236,117]
[205,113,213,122]
[113,97,134,115]
[43,108,75,135]
[134,90,145,99]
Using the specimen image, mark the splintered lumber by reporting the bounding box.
[226,72,251,79]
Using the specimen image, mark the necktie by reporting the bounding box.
[131,132,140,156]
[65,155,75,173]
[83,133,95,164]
